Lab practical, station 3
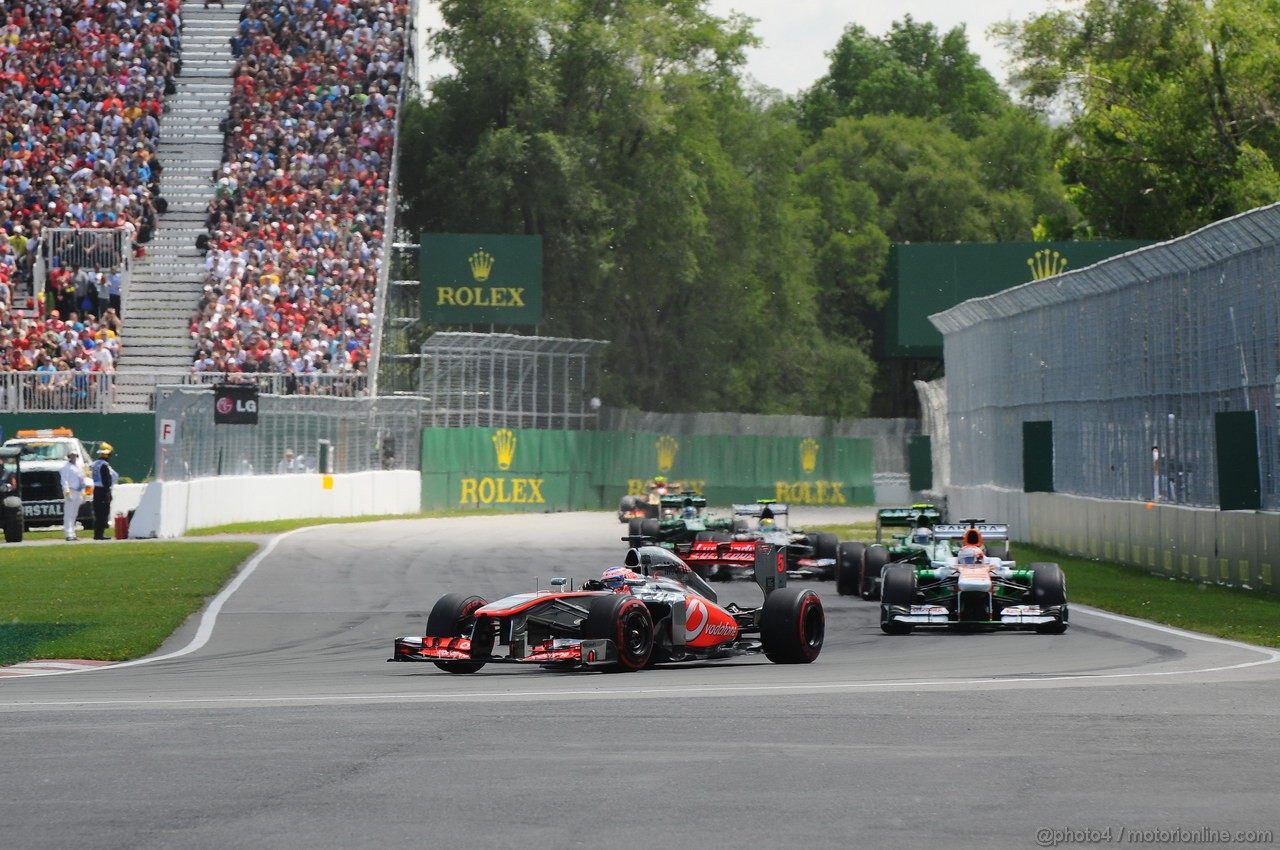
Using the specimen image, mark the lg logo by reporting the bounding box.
[216,397,257,414]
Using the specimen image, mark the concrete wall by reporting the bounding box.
[947,486,1278,595]
[127,471,421,539]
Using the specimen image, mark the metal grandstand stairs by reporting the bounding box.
[114,2,239,411]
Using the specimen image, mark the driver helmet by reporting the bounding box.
[759,516,775,530]
[957,545,985,565]
[602,565,640,592]
[683,502,697,518]
[653,476,665,486]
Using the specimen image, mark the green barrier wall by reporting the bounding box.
[0,413,155,482]
[422,427,874,511]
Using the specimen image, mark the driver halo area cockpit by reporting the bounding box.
[620,545,719,603]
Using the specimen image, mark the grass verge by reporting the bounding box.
[0,542,257,666]
[1017,544,1280,648]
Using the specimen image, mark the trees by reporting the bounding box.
[400,0,868,416]
[995,0,1280,239]
[398,7,1076,417]
[798,17,1007,141]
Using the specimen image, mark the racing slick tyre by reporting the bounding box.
[835,541,865,596]
[861,545,890,601]
[813,533,839,580]
[639,518,661,539]
[732,517,749,533]
[4,514,22,543]
[989,543,1010,561]
[760,587,824,663]
[1029,562,1069,634]
[424,593,490,673]
[879,564,916,635]
[584,593,654,672]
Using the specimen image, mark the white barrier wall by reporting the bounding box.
[127,471,422,538]
[947,485,1278,595]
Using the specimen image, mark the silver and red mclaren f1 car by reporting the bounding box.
[389,542,824,673]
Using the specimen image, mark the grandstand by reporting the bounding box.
[1,0,405,413]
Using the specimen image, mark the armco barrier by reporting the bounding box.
[951,486,1278,596]
[128,471,421,538]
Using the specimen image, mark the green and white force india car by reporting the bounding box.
[879,522,1069,635]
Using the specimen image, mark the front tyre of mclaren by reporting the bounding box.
[584,593,654,672]
[760,587,825,663]
[424,593,490,673]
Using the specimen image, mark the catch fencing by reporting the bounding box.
[931,203,1280,511]
[152,386,423,482]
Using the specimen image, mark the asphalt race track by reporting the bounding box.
[2,510,1278,850]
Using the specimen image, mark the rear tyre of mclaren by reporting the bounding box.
[861,545,890,601]
[835,541,864,596]
[424,593,489,673]
[879,564,916,634]
[584,593,654,671]
[760,587,825,663]
[1029,562,1069,634]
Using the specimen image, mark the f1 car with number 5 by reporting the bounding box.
[879,522,1069,635]
[390,542,825,673]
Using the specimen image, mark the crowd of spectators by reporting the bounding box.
[0,0,181,390]
[190,0,406,396]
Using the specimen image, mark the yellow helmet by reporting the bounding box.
[98,443,114,456]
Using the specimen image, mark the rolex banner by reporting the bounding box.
[213,383,259,425]
[420,233,543,325]
[419,427,875,512]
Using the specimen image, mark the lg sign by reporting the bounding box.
[216,397,256,415]
[213,384,260,425]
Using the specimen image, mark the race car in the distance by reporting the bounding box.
[624,491,737,549]
[389,541,824,673]
[616,476,685,522]
[683,501,839,581]
[879,522,1068,635]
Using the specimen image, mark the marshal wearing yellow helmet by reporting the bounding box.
[90,442,119,540]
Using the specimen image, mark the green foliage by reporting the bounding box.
[400,6,1078,416]
[997,0,1280,239]
[401,0,866,415]
[797,17,1008,140]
